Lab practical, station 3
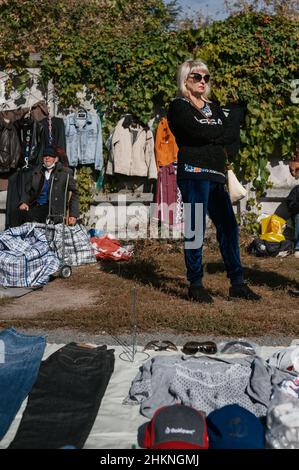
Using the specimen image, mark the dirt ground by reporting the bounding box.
[0,231,298,340]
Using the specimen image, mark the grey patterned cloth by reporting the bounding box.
[124,355,295,418]
[0,223,60,287]
[171,361,266,417]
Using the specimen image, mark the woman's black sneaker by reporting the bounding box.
[229,283,261,301]
[188,286,213,304]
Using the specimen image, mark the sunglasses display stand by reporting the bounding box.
[118,287,149,363]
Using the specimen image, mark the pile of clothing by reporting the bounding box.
[248,214,294,257]
[0,328,114,449]
[126,342,299,449]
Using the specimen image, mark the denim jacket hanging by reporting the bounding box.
[64,112,103,170]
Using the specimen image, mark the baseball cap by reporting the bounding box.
[138,404,209,449]
[207,404,265,449]
[41,147,57,159]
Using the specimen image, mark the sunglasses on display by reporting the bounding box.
[143,340,178,352]
[188,73,210,83]
[182,341,217,355]
[219,340,257,355]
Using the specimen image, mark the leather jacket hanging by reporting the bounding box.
[0,119,22,172]
[14,117,44,167]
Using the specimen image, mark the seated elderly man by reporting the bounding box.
[286,184,299,257]
[288,143,299,296]
[19,147,79,225]
[287,143,299,257]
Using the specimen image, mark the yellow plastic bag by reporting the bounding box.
[259,214,286,242]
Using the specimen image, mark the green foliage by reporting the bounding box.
[241,211,261,236]
[76,167,94,223]
[239,197,262,235]
[198,12,299,196]
[0,2,298,220]
[0,0,178,70]
[40,29,196,134]
[39,9,299,202]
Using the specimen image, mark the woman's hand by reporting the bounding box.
[68,216,76,225]
[19,203,29,211]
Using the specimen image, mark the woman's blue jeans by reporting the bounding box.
[177,179,244,286]
[0,328,45,440]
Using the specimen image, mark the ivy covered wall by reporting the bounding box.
[0,1,298,200]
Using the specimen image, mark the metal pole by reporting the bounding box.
[119,286,149,363]
[131,287,137,361]
[61,173,69,267]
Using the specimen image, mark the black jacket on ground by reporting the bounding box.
[167,97,241,177]
[286,185,299,215]
[20,162,79,219]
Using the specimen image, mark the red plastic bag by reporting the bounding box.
[90,235,133,261]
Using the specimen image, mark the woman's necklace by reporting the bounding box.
[190,99,212,122]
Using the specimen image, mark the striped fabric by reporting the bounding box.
[43,223,96,267]
[0,223,96,288]
[0,223,60,287]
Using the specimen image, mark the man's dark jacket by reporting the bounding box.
[286,185,299,216]
[20,162,79,219]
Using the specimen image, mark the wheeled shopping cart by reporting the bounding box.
[45,173,72,279]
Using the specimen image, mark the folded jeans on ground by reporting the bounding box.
[0,328,46,440]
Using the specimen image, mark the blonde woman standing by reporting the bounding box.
[168,59,261,303]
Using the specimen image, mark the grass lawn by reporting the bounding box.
[2,231,298,338]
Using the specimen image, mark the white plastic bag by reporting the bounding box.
[266,384,299,449]
[227,169,247,203]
